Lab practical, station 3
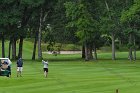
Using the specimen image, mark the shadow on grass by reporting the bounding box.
[22,57,84,62]
[45,58,83,62]
[20,54,140,63]
[22,58,140,63]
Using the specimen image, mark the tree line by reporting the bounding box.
[0,0,140,61]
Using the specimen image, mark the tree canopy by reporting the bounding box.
[0,0,140,61]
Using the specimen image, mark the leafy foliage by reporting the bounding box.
[65,1,99,44]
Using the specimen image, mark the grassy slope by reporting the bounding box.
[0,60,140,93]
[0,41,34,59]
[0,41,140,93]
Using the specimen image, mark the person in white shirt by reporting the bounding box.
[42,60,48,78]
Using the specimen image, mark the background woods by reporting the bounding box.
[0,0,140,61]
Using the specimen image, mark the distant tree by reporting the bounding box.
[0,0,45,59]
[65,0,99,61]
[99,0,129,60]
[121,0,140,61]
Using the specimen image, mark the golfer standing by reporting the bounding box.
[17,58,23,77]
[42,60,48,78]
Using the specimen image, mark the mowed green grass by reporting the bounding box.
[0,59,140,93]
[1,41,140,93]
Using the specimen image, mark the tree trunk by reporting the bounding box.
[85,43,89,61]
[128,33,133,61]
[133,48,136,61]
[129,49,133,61]
[38,8,43,59]
[93,45,97,60]
[18,36,23,58]
[133,36,136,60]
[82,45,85,58]
[2,34,5,58]
[105,0,116,60]
[105,0,111,19]
[85,42,92,61]
[89,44,93,59]
[12,38,16,60]
[32,31,38,60]
[8,38,12,59]
[112,32,116,60]
[119,38,122,50]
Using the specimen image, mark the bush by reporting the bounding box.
[99,46,112,52]
[117,45,128,52]
[42,44,48,51]
[61,44,81,51]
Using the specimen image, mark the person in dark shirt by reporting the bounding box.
[17,58,23,77]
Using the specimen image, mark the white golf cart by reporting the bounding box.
[0,58,11,77]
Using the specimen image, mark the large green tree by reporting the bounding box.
[121,0,140,61]
[99,0,131,60]
[65,0,99,61]
[0,0,45,59]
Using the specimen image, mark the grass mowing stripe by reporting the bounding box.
[1,61,140,93]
